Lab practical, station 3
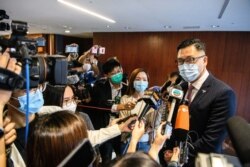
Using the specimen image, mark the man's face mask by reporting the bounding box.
[11,90,44,114]
[178,63,200,82]
[110,72,123,84]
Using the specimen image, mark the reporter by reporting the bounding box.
[120,68,161,152]
[42,84,137,146]
[26,111,88,167]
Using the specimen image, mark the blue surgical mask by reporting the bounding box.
[133,80,148,92]
[16,90,44,114]
[178,63,200,82]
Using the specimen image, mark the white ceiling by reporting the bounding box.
[1,0,250,38]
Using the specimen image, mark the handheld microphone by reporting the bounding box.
[137,90,160,121]
[161,80,172,94]
[174,100,189,141]
[227,116,250,166]
[162,86,184,136]
[174,100,190,164]
[167,85,184,123]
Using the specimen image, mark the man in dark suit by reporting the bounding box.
[164,38,237,167]
[89,58,134,166]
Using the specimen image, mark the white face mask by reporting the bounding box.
[82,63,91,72]
[62,102,77,113]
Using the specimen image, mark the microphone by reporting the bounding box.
[167,85,184,123]
[137,90,160,121]
[174,100,190,164]
[162,86,184,136]
[161,80,172,94]
[227,116,250,167]
[174,100,189,141]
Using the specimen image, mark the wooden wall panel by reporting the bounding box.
[93,32,250,121]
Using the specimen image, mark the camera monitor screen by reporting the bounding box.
[65,45,79,53]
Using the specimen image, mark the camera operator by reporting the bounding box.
[0,49,21,167]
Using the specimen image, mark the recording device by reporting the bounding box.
[91,45,105,55]
[161,122,173,136]
[0,10,68,90]
[57,139,96,167]
[65,44,79,53]
[227,116,250,167]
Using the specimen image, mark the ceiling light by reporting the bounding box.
[164,25,171,29]
[124,26,131,30]
[65,30,70,33]
[211,25,220,28]
[57,0,116,23]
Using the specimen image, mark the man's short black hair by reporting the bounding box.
[102,58,121,74]
[177,38,206,52]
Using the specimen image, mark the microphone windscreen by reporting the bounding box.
[174,104,189,142]
[227,116,250,165]
[174,75,183,85]
[175,104,189,131]
[161,80,172,93]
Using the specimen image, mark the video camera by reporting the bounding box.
[0,10,68,90]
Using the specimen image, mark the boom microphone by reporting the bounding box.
[227,116,250,167]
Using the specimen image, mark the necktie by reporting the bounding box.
[186,84,194,104]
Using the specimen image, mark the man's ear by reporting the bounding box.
[204,56,208,65]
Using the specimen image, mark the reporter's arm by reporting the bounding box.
[88,116,137,146]
[148,122,170,161]
[127,120,145,153]
[88,124,121,146]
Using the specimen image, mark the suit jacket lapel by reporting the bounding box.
[190,74,214,108]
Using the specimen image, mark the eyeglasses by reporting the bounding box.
[63,96,79,106]
[176,55,205,65]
